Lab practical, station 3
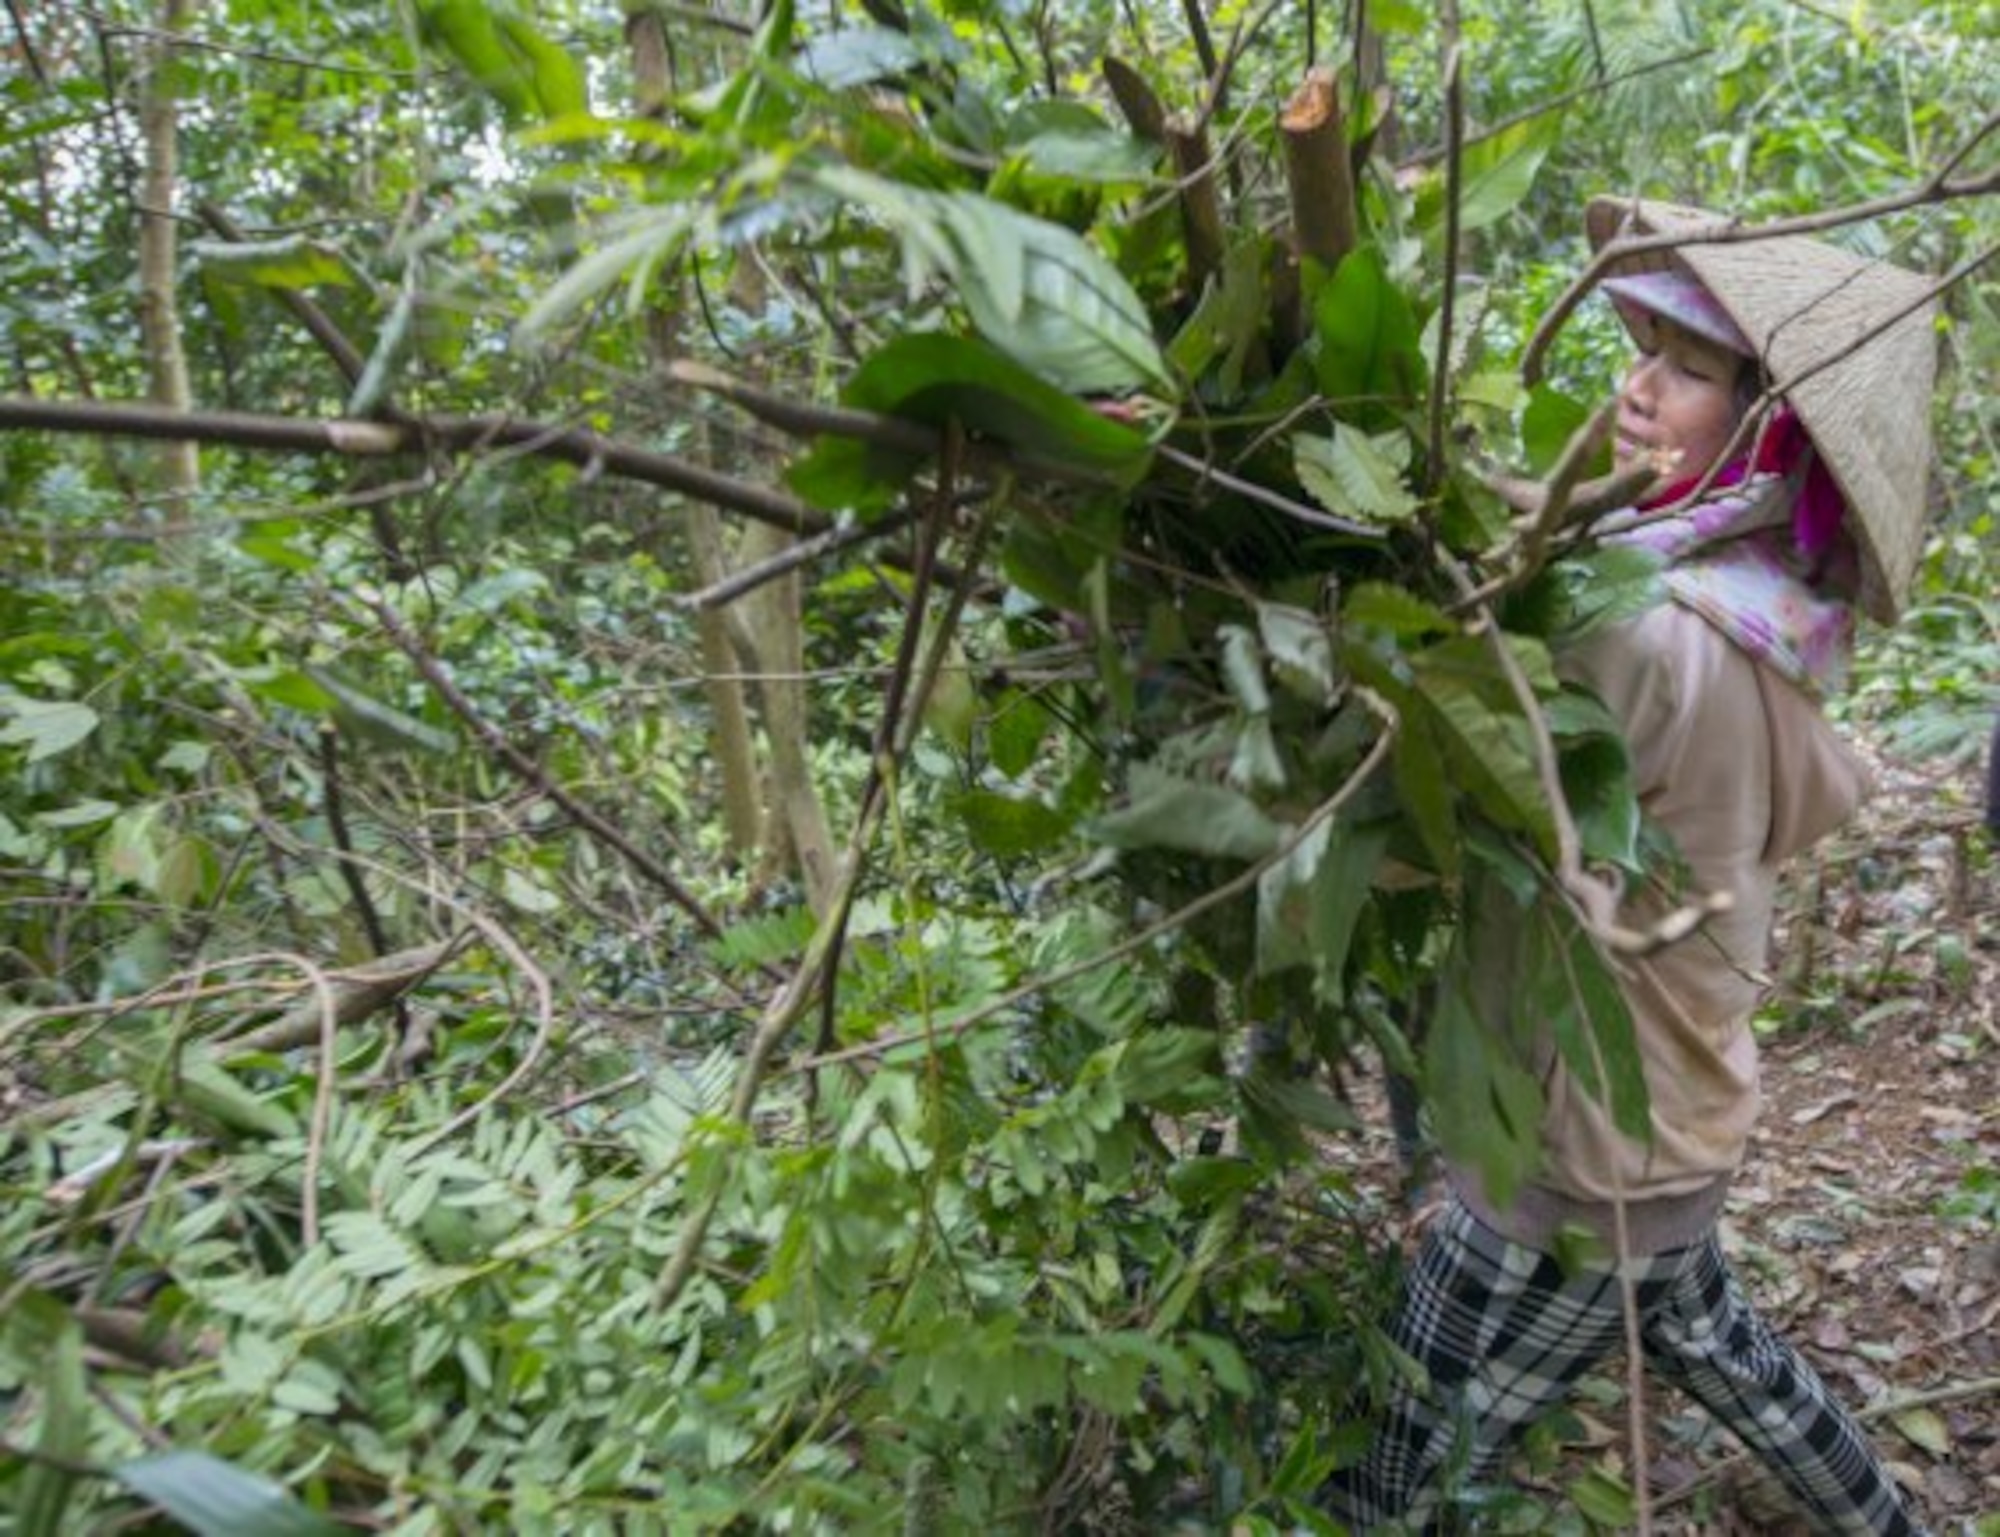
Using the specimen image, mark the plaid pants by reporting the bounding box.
[1323,1199,1924,1534]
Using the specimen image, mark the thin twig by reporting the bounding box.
[6,0,47,84]
[791,696,1400,1076]
[1424,45,1464,498]
[195,202,366,387]
[1155,441,1384,539]
[86,11,416,75]
[1522,122,2000,383]
[679,510,919,611]
[367,597,729,941]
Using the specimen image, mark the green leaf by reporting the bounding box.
[1555,544,1666,638]
[1091,765,1284,861]
[1313,248,1425,410]
[1114,1027,1221,1105]
[1410,637,1554,851]
[188,237,352,290]
[1016,129,1160,183]
[35,799,120,829]
[1165,238,1269,395]
[797,23,923,88]
[1342,582,1451,638]
[1256,603,1336,704]
[1520,384,1594,477]
[16,1298,88,1537]
[113,1451,346,1537]
[242,670,337,715]
[1889,1405,1953,1457]
[304,667,456,755]
[986,689,1053,778]
[1391,706,1459,878]
[1459,118,1560,232]
[0,695,101,763]
[1296,427,1419,525]
[1526,903,1647,1141]
[1568,1466,1638,1529]
[1428,975,1542,1211]
[951,789,1073,856]
[819,168,1170,394]
[518,207,700,340]
[790,332,1153,511]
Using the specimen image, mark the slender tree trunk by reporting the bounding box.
[734,519,836,914]
[629,4,766,865]
[136,0,198,497]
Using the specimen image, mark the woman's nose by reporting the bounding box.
[1622,357,1660,414]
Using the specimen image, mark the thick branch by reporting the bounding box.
[1280,67,1357,271]
[1101,56,1167,144]
[0,397,831,537]
[1166,114,1227,296]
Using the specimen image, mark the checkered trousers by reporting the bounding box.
[1321,1199,1924,1534]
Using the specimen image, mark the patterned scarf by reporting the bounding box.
[1599,407,1860,694]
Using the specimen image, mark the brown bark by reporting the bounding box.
[136,0,198,496]
[1281,67,1357,271]
[1166,113,1225,297]
[0,397,832,536]
[1101,56,1167,144]
[732,519,837,916]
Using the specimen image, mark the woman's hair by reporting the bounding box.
[1731,359,1766,427]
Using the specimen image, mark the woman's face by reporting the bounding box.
[1613,314,1749,491]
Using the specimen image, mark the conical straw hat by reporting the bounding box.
[1586,197,1938,624]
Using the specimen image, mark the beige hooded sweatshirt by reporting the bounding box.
[1458,597,1870,1255]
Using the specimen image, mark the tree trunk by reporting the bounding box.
[732,520,837,915]
[629,3,766,865]
[136,0,198,497]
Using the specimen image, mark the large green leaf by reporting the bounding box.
[1295,427,1419,525]
[1413,115,1562,237]
[113,1452,346,1537]
[818,167,1170,395]
[1015,128,1161,183]
[517,207,700,339]
[16,1296,87,1537]
[1427,973,1542,1211]
[417,0,585,124]
[796,23,923,88]
[1526,904,1649,1141]
[1092,765,1284,861]
[1410,643,1553,853]
[0,694,100,763]
[951,789,1073,856]
[1313,248,1425,411]
[789,332,1154,511]
[188,237,351,290]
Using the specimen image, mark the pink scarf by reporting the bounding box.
[1600,407,1860,693]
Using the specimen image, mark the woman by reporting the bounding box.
[1324,200,1937,1534]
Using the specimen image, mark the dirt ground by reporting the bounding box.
[1332,736,2000,1534]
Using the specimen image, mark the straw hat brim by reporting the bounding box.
[1585,197,1937,624]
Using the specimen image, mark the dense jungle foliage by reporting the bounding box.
[2,0,1995,1530]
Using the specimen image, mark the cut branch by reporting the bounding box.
[1281,67,1358,271]
[0,397,832,537]
[1166,114,1226,297]
[1102,56,1167,144]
